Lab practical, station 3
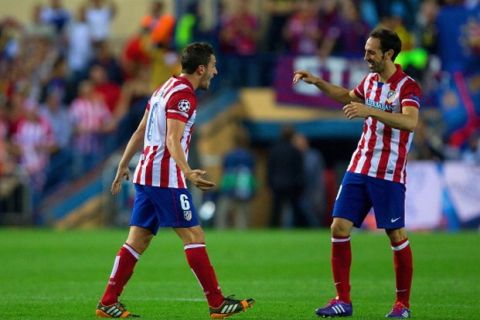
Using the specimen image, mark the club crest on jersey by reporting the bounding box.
[177,99,190,112]
[386,90,398,104]
[184,210,192,221]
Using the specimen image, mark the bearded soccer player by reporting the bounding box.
[96,42,255,319]
[294,28,420,318]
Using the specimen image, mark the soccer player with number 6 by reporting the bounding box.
[294,28,420,318]
[96,42,254,318]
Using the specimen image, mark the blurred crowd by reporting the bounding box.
[0,0,174,219]
[1,0,479,223]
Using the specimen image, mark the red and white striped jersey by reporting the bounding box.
[13,116,55,174]
[70,97,111,131]
[69,97,111,153]
[348,64,421,184]
[133,76,197,188]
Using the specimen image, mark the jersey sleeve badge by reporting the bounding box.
[177,99,191,113]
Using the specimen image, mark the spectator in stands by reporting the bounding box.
[292,132,325,227]
[319,0,369,58]
[67,5,93,84]
[283,0,322,55]
[69,80,112,176]
[21,28,60,104]
[410,0,440,87]
[40,56,69,104]
[0,104,9,138]
[8,91,30,135]
[174,2,200,51]
[267,125,305,228]
[216,131,257,229]
[40,0,71,37]
[40,90,72,189]
[0,18,23,89]
[141,0,175,49]
[40,91,71,150]
[113,64,152,146]
[263,0,294,53]
[0,105,13,176]
[415,0,439,56]
[317,0,341,58]
[0,104,23,221]
[89,40,123,85]
[85,0,117,45]
[89,64,121,114]
[11,100,56,221]
[121,28,152,79]
[380,6,428,82]
[219,0,260,87]
[140,0,177,86]
[11,101,56,178]
[260,0,294,86]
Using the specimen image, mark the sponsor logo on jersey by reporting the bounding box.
[366,98,394,112]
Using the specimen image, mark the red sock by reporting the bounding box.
[101,243,140,306]
[184,243,224,307]
[391,238,413,308]
[331,236,351,303]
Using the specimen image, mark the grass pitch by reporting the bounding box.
[0,229,478,319]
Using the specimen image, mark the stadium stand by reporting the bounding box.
[0,0,479,229]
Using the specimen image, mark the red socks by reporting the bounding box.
[100,242,224,308]
[391,238,413,308]
[101,243,140,306]
[330,235,412,308]
[331,236,352,303]
[184,243,224,308]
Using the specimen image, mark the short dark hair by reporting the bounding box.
[369,28,402,61]
[181,42,214,74]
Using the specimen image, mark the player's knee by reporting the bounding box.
[188,229,205,244]
[330,220,351,237]
[126,235,153,254]
[386,228,407,242]
[176,226,205,245]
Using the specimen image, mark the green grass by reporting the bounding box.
[0,229,479,319]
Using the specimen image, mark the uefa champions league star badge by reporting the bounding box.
[177,99,191,112]
[183,210,192,221]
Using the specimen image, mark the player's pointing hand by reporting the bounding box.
[293,70,317,85]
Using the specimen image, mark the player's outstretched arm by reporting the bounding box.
[111,110,148,195]
[293,70,361,105]
[166,118,216,191]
